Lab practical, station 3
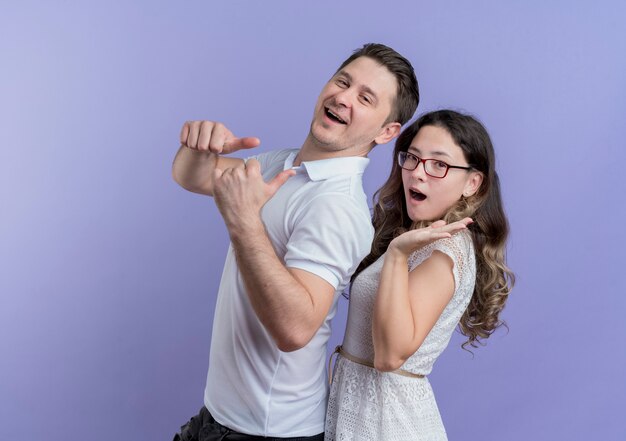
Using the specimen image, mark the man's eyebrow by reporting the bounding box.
[361,85,378,101]
[336,70,352,82]
[336,71,378,102]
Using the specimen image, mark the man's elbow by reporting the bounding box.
[171,167,190,190]
[172,168,185,188]
[172,169,213,196]
[275,330,314,353]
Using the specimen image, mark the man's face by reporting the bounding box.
[308,56,399,155]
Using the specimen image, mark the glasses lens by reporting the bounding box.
[398,151,407,167]
[424,159,448,178]
[399,152,417,170]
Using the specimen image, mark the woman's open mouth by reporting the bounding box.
[409,189,427,201]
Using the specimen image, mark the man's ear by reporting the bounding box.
[374,122,401,145]
[463,171,484,197]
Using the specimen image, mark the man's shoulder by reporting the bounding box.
[249,148,298,164]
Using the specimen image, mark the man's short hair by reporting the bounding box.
[336,43,420,126]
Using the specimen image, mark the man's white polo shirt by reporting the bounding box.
[204,149,374,437]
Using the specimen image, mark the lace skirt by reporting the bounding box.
[325,356,447,441]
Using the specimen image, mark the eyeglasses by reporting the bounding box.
[397,151,473,178]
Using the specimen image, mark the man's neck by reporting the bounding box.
[294,134,372,166]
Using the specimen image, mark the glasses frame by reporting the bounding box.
[397,151,473,178]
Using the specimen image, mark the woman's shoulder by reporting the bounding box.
[408,229,474,272]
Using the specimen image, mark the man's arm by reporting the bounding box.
[172,121,260,196]
[213,160,362,352]
[231,217,337,352]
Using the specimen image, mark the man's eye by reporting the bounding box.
[336,79,348,87]
[361,95,372,104]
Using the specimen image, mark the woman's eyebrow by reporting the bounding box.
[408,146,452,159]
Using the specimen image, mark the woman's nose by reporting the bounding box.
[412,160,428,179]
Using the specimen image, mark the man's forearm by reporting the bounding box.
[172,146,218,196]
[229,218,325,352]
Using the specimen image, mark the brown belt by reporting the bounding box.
[328,345,425,385]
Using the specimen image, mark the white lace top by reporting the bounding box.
[325,231,476,441]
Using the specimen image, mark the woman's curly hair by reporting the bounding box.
[353,110,515,349]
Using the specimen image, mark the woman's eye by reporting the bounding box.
[435,161,448,169]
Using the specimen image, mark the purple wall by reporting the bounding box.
[1,1,625,439]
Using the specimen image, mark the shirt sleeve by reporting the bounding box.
[284,193,374,292]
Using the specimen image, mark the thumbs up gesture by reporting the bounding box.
[180,121,260,154]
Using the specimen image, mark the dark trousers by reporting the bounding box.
[173,407,324,441]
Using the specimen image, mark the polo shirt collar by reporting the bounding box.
[283,151,370,181]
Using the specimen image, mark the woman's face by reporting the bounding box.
[401,125,483,222]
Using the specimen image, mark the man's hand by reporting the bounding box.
[180,121,260,154]
[213,159,296,232]
[173,121,261,196]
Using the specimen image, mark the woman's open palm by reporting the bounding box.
[388,218,473,257]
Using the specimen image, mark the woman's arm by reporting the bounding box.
[372,219,470,371]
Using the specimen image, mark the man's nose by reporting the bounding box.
[334,88,354,108]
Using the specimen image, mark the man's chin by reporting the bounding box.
[309,127,335,147]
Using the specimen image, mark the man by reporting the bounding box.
[173,43,419,441]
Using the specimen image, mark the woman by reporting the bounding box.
[325,110,514,440]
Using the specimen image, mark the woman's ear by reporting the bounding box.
[463,171,484,197]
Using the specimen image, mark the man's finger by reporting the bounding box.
[267,170,296,195]
[180,122,190,145]
[187,121,202,149]
[207,122,230,153]
[224,136,261,152]
[245,158,261,174]
[197,121,218,152]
